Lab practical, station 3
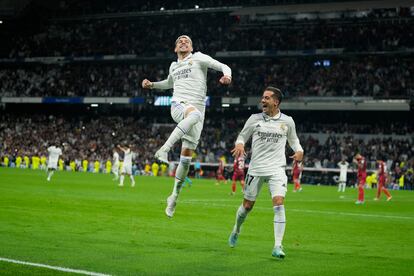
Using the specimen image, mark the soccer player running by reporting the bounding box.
[292,159,303,192]
[228,87,304,259]
[374,158,392,201]
[337,158,349,192]
[117,144,135,187]
[142,35,232,218]
[354,154,367,204]
[46,143,63,181]
[231,155,245,195]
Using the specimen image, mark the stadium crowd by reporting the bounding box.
[1,56,413,98]
[1,114,412,189]
[3,11,414,58]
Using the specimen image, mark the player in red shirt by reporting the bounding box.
[292,160,303,192]
[354,154,366,204]
[375,159,392,201]
[216,157,227,185]
[231,156,245,195]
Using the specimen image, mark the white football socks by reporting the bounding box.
[273,205,286,247]
[233,205,250,234]
[47,170,54,180]
[172,155,192,197]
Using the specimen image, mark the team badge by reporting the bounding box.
[280,123,287,132]
[188,60,193,66]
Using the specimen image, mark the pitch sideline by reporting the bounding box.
[180,200,414,220]
[0,257,111,276]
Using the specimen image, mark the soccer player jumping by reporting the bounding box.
[142,35,232,218]
[228,87,304,259]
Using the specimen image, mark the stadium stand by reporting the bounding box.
[0,0,413,189]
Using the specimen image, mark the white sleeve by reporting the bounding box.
[235,115,256,145]
[287,117,303,153]
[152,63,174,90]
[198,52,232,77]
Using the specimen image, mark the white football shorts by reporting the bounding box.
[170,101,204,150]
[243,168,288,201]
[121,164,132,175]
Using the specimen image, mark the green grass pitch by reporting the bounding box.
[0,167,413,275]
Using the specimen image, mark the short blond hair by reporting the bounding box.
[175,35,193,46]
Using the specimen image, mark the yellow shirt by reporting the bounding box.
[160,163,168,176]
[16,156,22,168]
[70,161,76,171]
[58,159,64,171]
[94,161,100,173]
[24,156,30,167]
[144,164,151,174]
[151,162,159,176]
[82,160,88,172]
[106,160,112,173]
[3,157,9,167]
[32,156,40,169]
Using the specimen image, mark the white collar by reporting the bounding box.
[177,53,193,62]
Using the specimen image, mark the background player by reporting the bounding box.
[337,158,349,192]
[216,156,227,185]
[292,159,303,192]
[231,155,245,195]
[46,143,63,182]
[112,147,120,181]
[117,144,135,187]
[354,154,367,204]
[375,158,392,201]
[142,35,231,218]
[228,87,304,259]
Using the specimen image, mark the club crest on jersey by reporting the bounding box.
[188,60,193,66]
[280,123,287,132]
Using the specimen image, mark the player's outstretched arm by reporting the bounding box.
[219,75,232,85]
[142,79,153,89]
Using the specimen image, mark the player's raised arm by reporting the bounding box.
[199,53,232,85]
[141,79,153,89]
[117,144,127,152]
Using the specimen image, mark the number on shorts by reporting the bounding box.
[246,174,254,186]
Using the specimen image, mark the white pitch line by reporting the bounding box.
[0,257,111,276]
[180,200,414,221]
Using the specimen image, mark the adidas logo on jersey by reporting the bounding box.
[256,124,261,128]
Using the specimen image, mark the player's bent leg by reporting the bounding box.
[159,107,202,157]
[229,199,255,248]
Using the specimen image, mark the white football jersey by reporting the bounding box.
[152,52,231,111]
[236,112,303,176]
[113,152,120,165]
[337,161,349,181]
[47,146,62,166]
[123,149,133,167]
